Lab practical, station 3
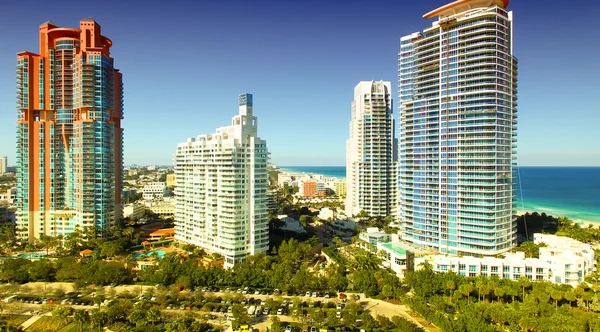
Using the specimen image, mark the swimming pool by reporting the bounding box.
[16,253,47,261]
[133,250,167,259]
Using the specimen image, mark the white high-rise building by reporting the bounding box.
[398,0,518,255]
[346,81,397,218]
[174,93,269,267]
[0,157,6,174]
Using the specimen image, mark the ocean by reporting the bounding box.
[279,166,600,223]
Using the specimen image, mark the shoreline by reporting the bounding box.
[277,167,345,181]
[516,209,600,228]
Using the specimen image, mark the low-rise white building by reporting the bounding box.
[123,204,145,221]
[318,208,335,221]
[150,202,175,219]
[417,252,552,282]
[143,182,167,200]
[359,227,391,246]
[535,233,595,285]
[415,233,595,286]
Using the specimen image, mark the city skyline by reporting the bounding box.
[1,0,599,167]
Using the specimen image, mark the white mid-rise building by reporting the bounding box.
[346,81,397,218]
[174,93,270,267]
[142,182,167,200]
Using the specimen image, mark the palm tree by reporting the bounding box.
[73,309,90,332]
[550,289,563,311]
[518,276,531,300]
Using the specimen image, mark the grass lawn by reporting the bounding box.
[28,316,68,332]
[1,314,30,326]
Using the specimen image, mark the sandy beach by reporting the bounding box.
[517,209,600,228]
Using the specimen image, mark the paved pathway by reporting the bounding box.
[20,315,41,330]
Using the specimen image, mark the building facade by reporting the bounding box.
[301,181,317,197]
[398,0,518,255]
[0,157,7,174]
[123,203,145,221]
[166,173,176,187]
[334,181,346,198]
[417,233,596,287]
[15,20,123,240]
[174,93,269,267]
[346,81,397,218]
[142,182,167,200]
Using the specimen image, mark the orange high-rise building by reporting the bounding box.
[15,19,123,241]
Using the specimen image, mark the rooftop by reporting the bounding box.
[423,0,509,19]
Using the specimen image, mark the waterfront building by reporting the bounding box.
[346,81,397,218]
[15,19,124,240]
[0,157,7,174]
[174,93,269,267]
[142,182,167,200]
[398,0,518,255]
[417,234,595,286]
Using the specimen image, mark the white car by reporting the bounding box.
[305,292,311,297]
[285,326,293,332]
[336,311,342,318]
[311,292,317,298]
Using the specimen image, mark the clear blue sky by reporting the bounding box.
[1,0,599,166]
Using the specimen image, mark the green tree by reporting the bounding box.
[146,307,162,325]
[128,308,146,327]
[73,309,90,332]
[90,309,108,332]
[270,316,284,332]
[377,315,394,330]
[312,309,325,327]
[52,306,73,327]
[231,304,250,324]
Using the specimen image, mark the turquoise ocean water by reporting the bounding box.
[279,166,600,223]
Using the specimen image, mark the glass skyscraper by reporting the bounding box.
[16,19,123,240]
[398,0,517,255]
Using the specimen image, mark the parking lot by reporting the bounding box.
[1,283,426,331]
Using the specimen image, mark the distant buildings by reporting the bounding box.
[15,19,124,240]
[149,202,175,219]
[174,93,269,267]
[123,204,145,221]
[334,181,346,198]
[0,188,17,205]
[346,81,397,218]
[166,173,176,188]
[0,157,7,174]
[143,182,167,200]
[301,181,317,197]
[398,0,518,255]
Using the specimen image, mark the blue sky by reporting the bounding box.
[0,0,599,166]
